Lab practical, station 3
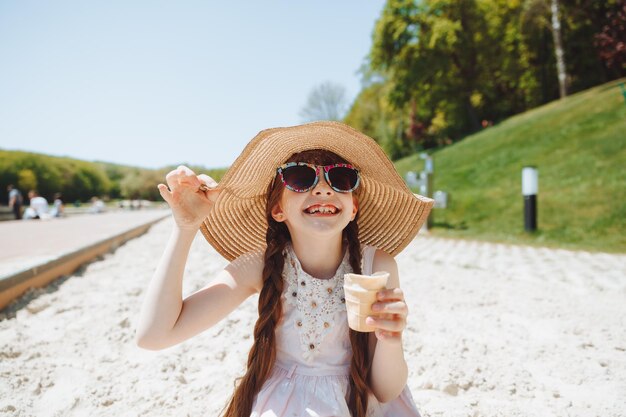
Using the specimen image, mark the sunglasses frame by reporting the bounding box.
[276,162,360,193]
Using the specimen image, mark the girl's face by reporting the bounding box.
[270,165,358,239]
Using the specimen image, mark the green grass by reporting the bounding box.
[394,78,626,254]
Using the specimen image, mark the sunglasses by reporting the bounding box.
[276,162,360,193]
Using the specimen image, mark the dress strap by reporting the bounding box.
[362,245,377,275]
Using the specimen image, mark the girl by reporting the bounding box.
[136,121,434,417]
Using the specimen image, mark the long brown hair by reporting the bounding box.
[220,149,371,416]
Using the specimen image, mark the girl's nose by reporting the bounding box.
[313,174,334,195]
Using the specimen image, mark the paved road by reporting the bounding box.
[0,210,170,277]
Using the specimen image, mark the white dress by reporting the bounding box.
[250,242,422,417]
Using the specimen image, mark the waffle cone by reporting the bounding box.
[343,271,389,333]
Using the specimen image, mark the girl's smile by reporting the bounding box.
[303,203,340,216]
[275,185,356,228]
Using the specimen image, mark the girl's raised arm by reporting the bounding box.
[135,166,262,350]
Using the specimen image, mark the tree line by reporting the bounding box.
[0,150,226,205]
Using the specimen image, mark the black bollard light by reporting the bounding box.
[522,166,538,232]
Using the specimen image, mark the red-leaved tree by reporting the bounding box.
[594,3,626,74]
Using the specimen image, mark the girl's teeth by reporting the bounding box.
[307,206,337,214]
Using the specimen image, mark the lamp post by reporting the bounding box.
[522,166,538,232]
[419,153,434,230]
[406,153,434,232]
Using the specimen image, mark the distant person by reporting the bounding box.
[89,196,105,214]
[50,192,65,217]
[23,190,50,220]
[7,184,23,220]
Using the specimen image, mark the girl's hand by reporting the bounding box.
[157,165,222,231]
[366,288,408,344]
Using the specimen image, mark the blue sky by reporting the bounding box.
[0,1,387,169]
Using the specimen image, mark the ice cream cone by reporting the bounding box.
[343,271,389,332]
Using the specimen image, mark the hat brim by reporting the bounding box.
[200,121,434,261]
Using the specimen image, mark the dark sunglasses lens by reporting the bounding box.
[328,167,358,191]
[283,165,317,191]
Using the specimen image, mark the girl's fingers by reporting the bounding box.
[371,301,408,316]
[196,174,222,203]
[176,165,196,177]
[376,288,404,302]
[162,167,220,203]
[366,316,406,332]
[165,165,199,190]
[157,183,172,203]
[197,174,218,189]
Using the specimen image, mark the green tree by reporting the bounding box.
[344,81,423,158]
[17,169,37,193]
[370,0,490,148]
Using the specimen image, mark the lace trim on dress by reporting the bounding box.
[282,243,364,362]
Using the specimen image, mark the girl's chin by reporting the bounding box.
[288,216,349,234]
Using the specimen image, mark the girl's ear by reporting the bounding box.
[271,204,285,222]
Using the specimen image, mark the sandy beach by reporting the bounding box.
[1,216,625,417]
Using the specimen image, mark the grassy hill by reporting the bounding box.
[394,78,626,254]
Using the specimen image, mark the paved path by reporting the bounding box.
[0,210,170,277]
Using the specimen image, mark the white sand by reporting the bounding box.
[1,216,625,417]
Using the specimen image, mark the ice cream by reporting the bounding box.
[343,271,389,332]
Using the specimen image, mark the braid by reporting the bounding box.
[221,214,290,417]
[345,212,372,416]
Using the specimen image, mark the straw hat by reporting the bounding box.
[199,121,434,261]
